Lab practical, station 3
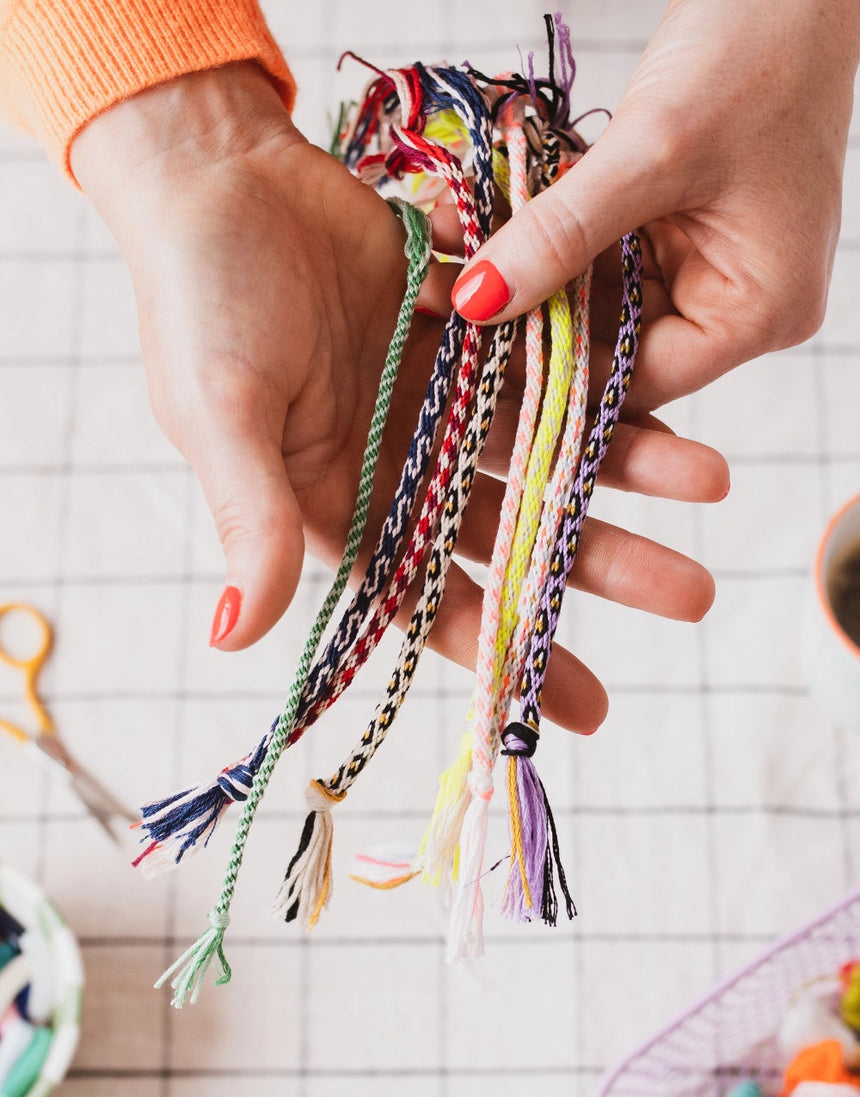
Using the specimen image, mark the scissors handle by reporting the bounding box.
[0,603,54,735]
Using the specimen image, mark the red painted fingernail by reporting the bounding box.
[451,260,511,321]
[210,585,241,646]
[415,305,446,319]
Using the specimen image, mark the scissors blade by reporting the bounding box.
[28,735,136,843]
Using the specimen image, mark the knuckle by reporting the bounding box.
[746,281,828,354]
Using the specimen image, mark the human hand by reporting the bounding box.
[70,61,727,733]
[448,0,860,411]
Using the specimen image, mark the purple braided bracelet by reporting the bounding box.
[515,231,643,729]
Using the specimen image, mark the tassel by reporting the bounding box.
[445,768,493,962]
[154,908,231,1009]
[416,731,473,890]
[499,722,576,926]
[134,724,272,876]
[273,780,346,930]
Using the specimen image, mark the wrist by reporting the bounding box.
[71,61,299,214]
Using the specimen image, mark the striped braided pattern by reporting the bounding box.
[519,232,643,726]
[418,121,588,890]
[325,319,517,795]
[294,66,483,729]
[467,121,552,810]
[287,67,495,738]
[497,269,591,729]
[294,310,468,724]
[154,203,434,1003]
[134,199,436,875]
[417,65,494,240]
[206,204,434,918]
[494,287,574,704]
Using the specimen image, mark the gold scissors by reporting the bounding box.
[0,602,136,843]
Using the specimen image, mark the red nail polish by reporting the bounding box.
[210,585,241,646]
[451,260,511,321]
[415,305,446,319]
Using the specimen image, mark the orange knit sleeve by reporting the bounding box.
[0,0,296,179]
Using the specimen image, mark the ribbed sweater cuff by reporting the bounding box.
[0,0,296,180]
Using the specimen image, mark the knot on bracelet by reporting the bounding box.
[304,779,348,814]
[467,769,494,800]
[500,721,540,758]
[207,908,230,932]
[216,762,255,802]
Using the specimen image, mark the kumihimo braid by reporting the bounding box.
[446,123,589,960]
[283,64,496,734]
[151,200,433,1006]
[496,268,590,737]
[414,24,588,905]
[133,67,473,874]
[154,65,497,1004]
[272,64,507,930]
[410,130,546,902]
[274,318,516,928]
[498,231,643,927]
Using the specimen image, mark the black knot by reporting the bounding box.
[501,722,539,757]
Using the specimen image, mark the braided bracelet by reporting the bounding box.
[270,62,506,928]
[144,16,646,1006]
[133,63,488,875]
[154,60,498,1006]
[273,318,516,929]
[152,200,432,1007]
[493,230,643,936]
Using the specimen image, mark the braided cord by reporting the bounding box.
[156,203,432,1004]
[467,123,574,801]
[294,72,477,727]
[287,66,495,737]
[324,318,517,797]
[468,124,542,766]
[496,268,590,729]
[518,232,643,727]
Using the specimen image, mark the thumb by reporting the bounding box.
[451,122,681,323]
[191,418,305,652]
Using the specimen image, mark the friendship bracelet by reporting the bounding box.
[491,231,643,942]
[516,231,643,729]
[133,65,487,874]
[270,61,504,929]
[154,60,497,1006]
[445,120,582,959]
[274,317,516,929]
[151,200,433,1006]
[140,15,648,1007]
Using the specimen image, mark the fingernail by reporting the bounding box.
[720,482,731,501]
[415,305,446,319]
[210,585,241,646]
[451,260,511,321]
